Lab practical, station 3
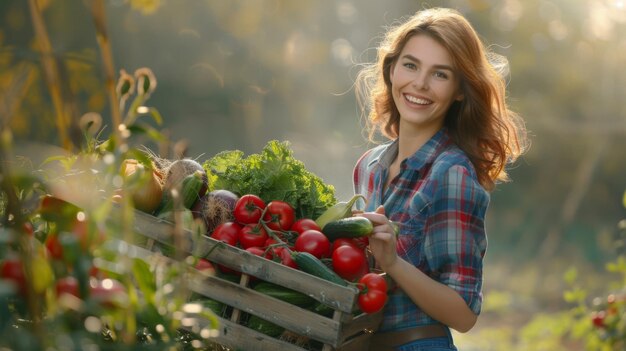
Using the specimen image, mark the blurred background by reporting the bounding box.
[1,0,625,348]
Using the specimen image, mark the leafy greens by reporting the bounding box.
[203,140,337,220]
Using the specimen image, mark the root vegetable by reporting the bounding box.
[192,189,239,234]
[163,158,205,195]
[121,159,163,213]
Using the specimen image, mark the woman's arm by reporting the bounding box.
[361,164,488,333]
[362,207,478,332]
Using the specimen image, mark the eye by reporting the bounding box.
[433,71,449,80]
[403,62,417,70]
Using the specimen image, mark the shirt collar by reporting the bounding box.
[368,128,452,170]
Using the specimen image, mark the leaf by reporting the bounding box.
[126,123,165,142]
[203,140,336,218]
[132,257,156,304]
[147,107,163,125]
[563,287,586,304]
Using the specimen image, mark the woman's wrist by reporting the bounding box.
[380,255,402,275]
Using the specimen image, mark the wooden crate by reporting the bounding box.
[104,205,383,351]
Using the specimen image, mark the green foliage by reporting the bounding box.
[204,139,337,219]
[458,192,626,350]
[0,58,219,351]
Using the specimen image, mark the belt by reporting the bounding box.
[369,324,447,351]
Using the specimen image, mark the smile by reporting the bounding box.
[404,94,432,105]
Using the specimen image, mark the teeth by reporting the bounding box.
[405,95,430,105]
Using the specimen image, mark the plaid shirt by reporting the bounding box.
[353,128,489,332]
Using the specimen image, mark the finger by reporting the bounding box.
[370,231,394,242]
[375,205,385,215]
[359,212,387,225]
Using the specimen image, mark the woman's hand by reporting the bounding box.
[359,205,398,271]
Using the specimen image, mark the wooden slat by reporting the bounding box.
[55,195,384,350]
[189,275,343,346]
[196,315,310,351]
[193,235,360,313]
[335,331,375,351]
[59,197,361,313]
[338,311,383,344]
[107,203,361,314]
[101,240,344,346]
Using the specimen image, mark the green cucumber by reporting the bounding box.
[322,216,374,241]
[247,315,284,337]
[253,281,315,307]
[158,170,205,216]
[311,301,335,317]
[315,194,366,229]
[291,251,348,287]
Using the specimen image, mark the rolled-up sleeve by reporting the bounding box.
[423,164,489,314]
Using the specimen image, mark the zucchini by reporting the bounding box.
[247,315,284,337]
[158,170,205,216]
[253,281,315,307]
[291,251,348,287]
[322,216,374,241]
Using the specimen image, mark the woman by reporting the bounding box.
[353,8,528,350]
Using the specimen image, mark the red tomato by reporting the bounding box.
[591,311,605,328]
[38,195,80,225]
[45,234,64,260]
[276,248,298,269]
[56,276,80,298]
[331,238,361,252]
[0,258,26,295]
[266,243,298,269]
[195,258,215,273]
[357,273,388,314]
[294,229,331,259]
[210,222,241,274]
[290,218,321,234]
[233,194,266,224]
[210,222,241,246]
[331,245,369,281]
[352,236,369,250]
[239,224,269,249]
[263,201,295,231]
[358,287,387,314]
[359,272,388,292]
[245,246,271,259]
[89,278,127,308]
[70,217,105,250]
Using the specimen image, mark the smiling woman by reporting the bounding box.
[388,34,464,150]
[352,7,529,351]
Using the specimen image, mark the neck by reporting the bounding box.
[396,122,442,162]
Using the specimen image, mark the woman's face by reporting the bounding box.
[390,34,463,136]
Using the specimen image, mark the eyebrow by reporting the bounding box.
[401,54,455,71]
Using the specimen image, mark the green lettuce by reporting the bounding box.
[203,140,336,220]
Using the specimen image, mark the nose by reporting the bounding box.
[412,73,429,91]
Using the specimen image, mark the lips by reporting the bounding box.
[403,93,432,105]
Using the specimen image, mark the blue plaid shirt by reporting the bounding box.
[353,128,489,332]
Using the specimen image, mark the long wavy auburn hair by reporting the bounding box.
[356,8,528,191]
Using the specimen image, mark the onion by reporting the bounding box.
[192,189,239,234]
[210,189,239,209]
[121,159,163,213]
